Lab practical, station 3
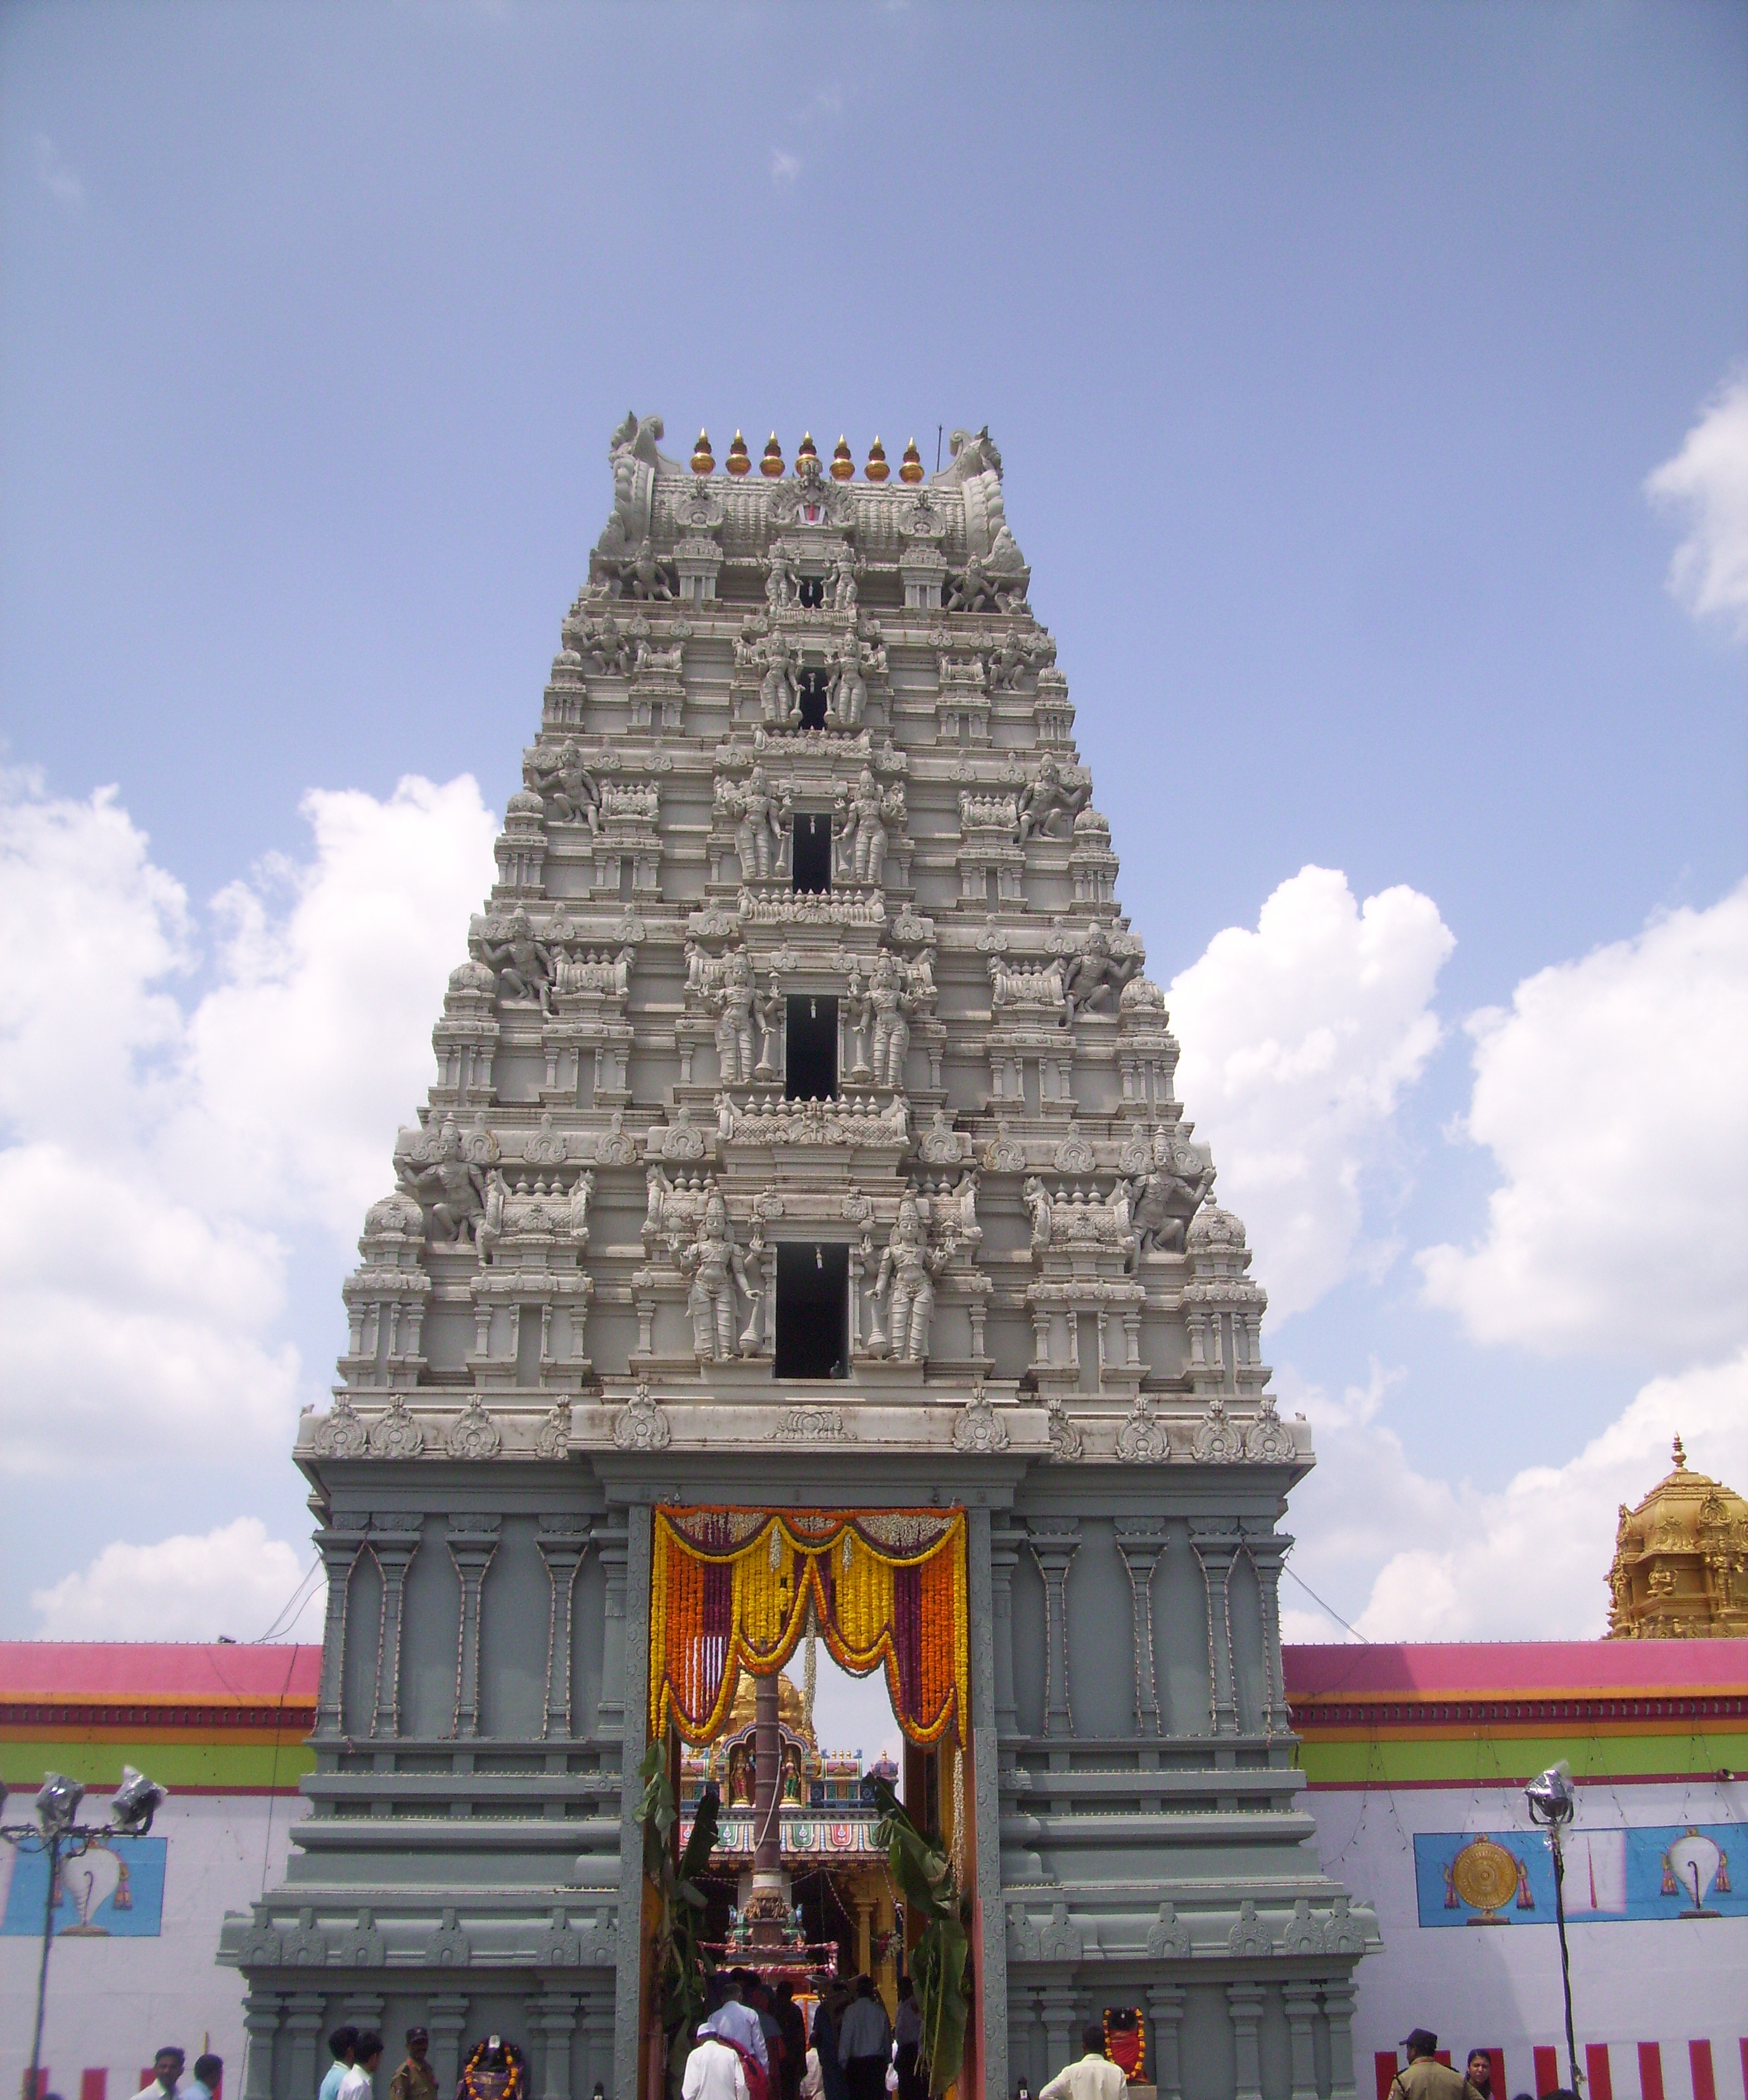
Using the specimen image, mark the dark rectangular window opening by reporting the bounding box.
[792,812,832,893]
[797,667,830,730]
[775,1242,848,1379]
[785,993,837,1100]
[797,575,827,610]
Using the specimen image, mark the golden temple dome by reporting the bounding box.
[724,1667,816,1748]
[1607,1435,1748,1639]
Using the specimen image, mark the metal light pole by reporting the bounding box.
[1525,1760,1583,2097]
[0,1766,167,2093]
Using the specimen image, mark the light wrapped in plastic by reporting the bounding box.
[1524,1758,1576,1827]
[111,1766,167,1836]
[35,1772,85,1835]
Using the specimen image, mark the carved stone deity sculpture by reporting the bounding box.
[868,1192,954,1363]
[478,908,557,1014]
[733,764,785,881]
[710,949,757,1084]
[397,1119,486,1243]
[838,769,894,886]
[867,949,912,1088]
[830,631,869,729]
[844,962,871,1079]
[760,632,801,725]
[1015,750,1092,845]
[1128,1131,1216,1261]
[672,1188,757,1363]
[1060,922,1140,1026]
[526,739,602,831]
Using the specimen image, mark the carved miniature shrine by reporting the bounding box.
[222,415,1376,2100]
[1607,1436,1748,1639]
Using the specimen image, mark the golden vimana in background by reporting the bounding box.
[1607,1435,1748,1638]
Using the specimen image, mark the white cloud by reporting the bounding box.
[1166,865,1454,1321]
[1352,1350,1748,1641]
[1646,369,1748,637]
[33,134,84,208]
[0,769,497,1477]
[770,149,802,183]
[1417,881,1748,1362]
[30,1518,321,1643]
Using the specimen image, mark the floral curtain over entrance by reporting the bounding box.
[650,1507,968,1748]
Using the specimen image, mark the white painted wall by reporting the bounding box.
[1300,1777,1748,2097]
[0,1793,309,2096]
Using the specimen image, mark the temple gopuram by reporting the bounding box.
[1606,1435,1748,1639]
[219,415,1377,2100]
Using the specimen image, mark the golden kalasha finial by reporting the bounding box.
[864,436,890,483]
[796,432,820,464]
[1673,1434,1687,1469]
[760,433,785,478]
[691,429,715,475]
[725,431,751,476]
[899,438,924,484]
[830,435,854,481]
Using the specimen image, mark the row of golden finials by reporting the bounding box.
[689,430,925,483]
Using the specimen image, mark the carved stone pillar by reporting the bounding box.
[1189,1523,1241,1736]
[966,1506,1008,2100]
[989,1518,1022,1738]
[239,1987,284,2100]
[1243,1525,1294,1736]
[313,1519,369,1738]
[283,1992,327,2100]
[1282,1980,1320,2100]
[1026,1518,1080,1737]
[535,1987,582,2100]
[370,1513,423,1738]
[538,1520,590,1739]
[596,1517,630,1731]
[1038,1982,1079,2075]
[1321,1980,1360,2100]
[1143,1983,1185,2100]
[427,1992,471,2092]
[583,1992,616,2099]
[1114,1517,1167,1735]
[446,1515,500,1739]
[1226,1982,1264,2100]
[854,1892,875,1973]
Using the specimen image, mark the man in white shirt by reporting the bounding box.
[684,2028,750,2100]
[711,1978,770,2068]
[1039,2026,1127,2100]
[338,2034,384,2100]
[131,2049,184,2100]
[837,1976,892,2100]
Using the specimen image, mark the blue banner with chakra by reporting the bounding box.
[1412,1824,1744,1926]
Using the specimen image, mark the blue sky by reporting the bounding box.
[2,1,1744,1672]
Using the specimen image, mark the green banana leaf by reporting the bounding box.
[870,1774,972,2097]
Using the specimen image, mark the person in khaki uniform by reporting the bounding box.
[388,2028,437,2100]
[1391,2030,1482,2100]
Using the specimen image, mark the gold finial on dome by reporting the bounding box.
[864,436,890,483]
[796,431,819,463]
[691,429,715,474]
[1606,1434,1748,1639]
[899,438,924,485]
[830,435,854,481]
[726,430,751,476]
[760,433,785,478]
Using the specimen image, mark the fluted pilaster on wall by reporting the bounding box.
[534,1987,582,2100]
[428,1993,471,2094]
[989,1516,1023,1738]
[1242,1522,1293,1736]
[313,1519,369,1738]
[1226,1980,1265,2100]
[1027,1516,1080,1737]
[1322,1981,1360,2100]
[1115,1515,1168,1735]
[446,1515,500,1739]
[1282,1980,1322,2100]
[282,1993,326,2100]
[612,1501,654,2100]
[1189,1522,1243,1736]
[1143,1983,1185,2100]
[596,1514,630,1732]
[966,1506,1008,2100]
[369,1513,423,1738]
[239,1987,282,2100]
[538,1518,590,1738]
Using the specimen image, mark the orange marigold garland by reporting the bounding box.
[459,2037,527,2100]
[649,1508,968,1750]
[1102,2009,1144,2084]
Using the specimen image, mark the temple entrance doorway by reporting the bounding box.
[647,1506,975,2098]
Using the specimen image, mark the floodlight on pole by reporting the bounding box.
[1524,1759,1583,2095]
[2,1764,167,2095]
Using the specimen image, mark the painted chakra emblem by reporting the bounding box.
[1447,1836,1523,1923]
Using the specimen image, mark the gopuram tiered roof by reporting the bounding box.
[226,414,1376,2100]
